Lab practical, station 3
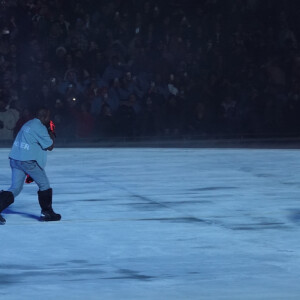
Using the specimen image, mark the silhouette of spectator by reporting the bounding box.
[97,103,116,137]
[0,97,18,140]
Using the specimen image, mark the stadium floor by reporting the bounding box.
[1,147,300,300]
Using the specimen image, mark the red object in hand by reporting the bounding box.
[50,120,55,132]
[48,120,56,137]
[25,175,34,184]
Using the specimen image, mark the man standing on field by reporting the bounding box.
[0,107,61,225]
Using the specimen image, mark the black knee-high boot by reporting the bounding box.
[38,188,61,221]
[0,191,14,225]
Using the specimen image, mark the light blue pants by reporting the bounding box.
[8,159,50,197]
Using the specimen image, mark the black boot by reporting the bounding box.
[0,191,14,225]
[38,188,61,221]
[0,214,5,225]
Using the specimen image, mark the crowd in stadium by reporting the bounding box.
[1,0,300,140]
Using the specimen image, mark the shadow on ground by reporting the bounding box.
[4,208,40,220]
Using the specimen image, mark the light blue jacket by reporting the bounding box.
[9,118,53,169]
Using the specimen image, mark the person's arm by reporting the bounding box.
[46,131,55,151]
[35,120,55,151]
[45,120,56,151]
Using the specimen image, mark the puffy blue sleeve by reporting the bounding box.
[34,124,53,150]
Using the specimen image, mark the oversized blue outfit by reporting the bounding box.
[8,118,53,197]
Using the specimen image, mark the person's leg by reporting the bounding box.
[0,159,23,224]
[19,160,60,221]
[0,190,14,222]
[8,159,26,197]
[19,161,50,191]
[38,188,61,221]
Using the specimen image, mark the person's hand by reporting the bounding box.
[25,175,34,184]
[47,120,56,137]
[49,131,56,140]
